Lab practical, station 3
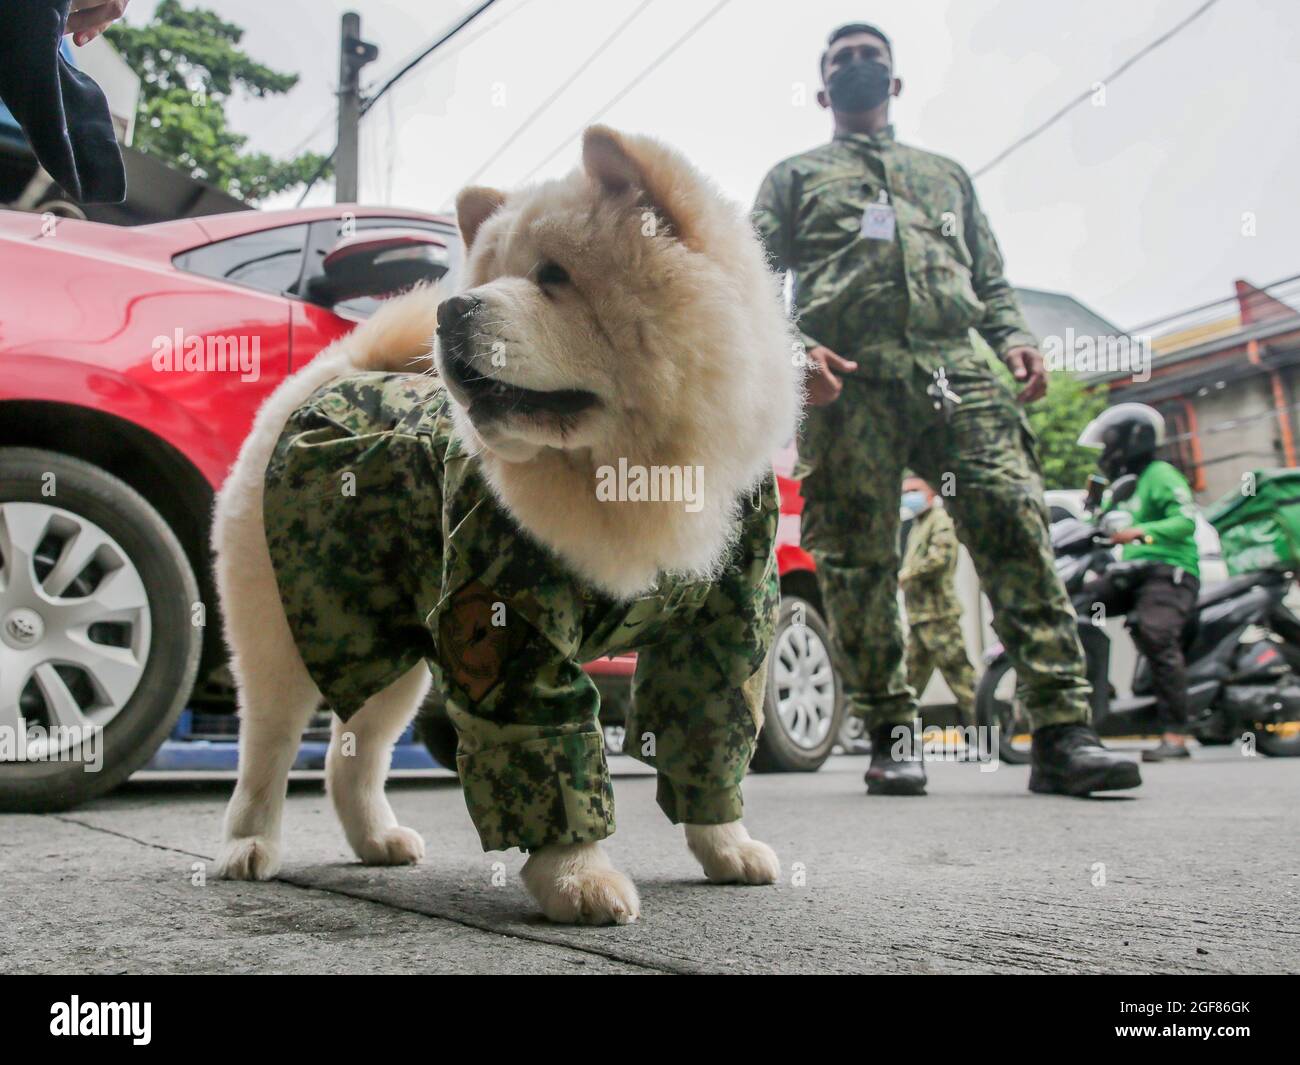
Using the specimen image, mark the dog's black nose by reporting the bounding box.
[437,294,481,333]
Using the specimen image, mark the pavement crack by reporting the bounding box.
[53,815,212,861]
[51,815,677,974]
[275,872,680,974]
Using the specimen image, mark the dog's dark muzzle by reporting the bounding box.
[436,295,599,420]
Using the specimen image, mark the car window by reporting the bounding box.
[174,224,309,296]
[302,216,460,318]
[1049,505,1075,525]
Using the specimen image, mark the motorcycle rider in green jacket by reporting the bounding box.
[1079,404,1201,762]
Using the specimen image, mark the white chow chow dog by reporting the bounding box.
[213,126,803,925]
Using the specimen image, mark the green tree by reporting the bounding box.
[973,334,1108,490]
[1023,370,1108,489]
[105,0,330,203]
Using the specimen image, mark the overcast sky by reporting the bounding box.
[123,0,1299,331]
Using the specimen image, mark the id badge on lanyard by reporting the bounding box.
[860,189,896,242]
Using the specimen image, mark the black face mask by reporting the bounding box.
[826,58,892,114]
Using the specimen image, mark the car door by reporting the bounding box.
[168,223,308,458]
[288,216,461,370]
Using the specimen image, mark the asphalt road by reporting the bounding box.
[2,745,1297,974]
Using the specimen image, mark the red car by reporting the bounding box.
[0,206,841,810]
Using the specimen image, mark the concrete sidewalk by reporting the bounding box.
[2,749,1296,974]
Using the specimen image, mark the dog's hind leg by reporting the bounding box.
[216,653,319,881]
[326,664,431,866]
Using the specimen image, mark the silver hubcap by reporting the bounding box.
[0,502,151,760]
[772,616,836,750]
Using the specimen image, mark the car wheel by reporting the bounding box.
[0,448,201,810]
[752,596,843,772]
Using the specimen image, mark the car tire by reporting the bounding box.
[752,596,843,772]
[0,448,201,811]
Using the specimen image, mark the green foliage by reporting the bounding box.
[105,0,330,203]
[1024,371,1108,490]
[972,333,1108,491]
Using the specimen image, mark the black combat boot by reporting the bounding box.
[865,725,927,796]
[1029,723,1142,796]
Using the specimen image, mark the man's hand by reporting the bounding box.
[1004,346,1048,405]
[67,0,129,47]
[1110,527,1147,545]
[804,345,858,406]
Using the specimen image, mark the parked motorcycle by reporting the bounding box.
[977,475,1300,761]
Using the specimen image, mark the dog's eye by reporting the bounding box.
[536,261,570,287]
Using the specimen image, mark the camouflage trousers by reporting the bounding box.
[906,617,977,724]
[798,359,1090,731]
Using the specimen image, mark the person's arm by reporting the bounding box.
[959,171,1046,402]
[753,164,856,404]
[900,516,955,583]
[962,172,1036,359]
[753,165,819,354]
[1135,467,1197,544]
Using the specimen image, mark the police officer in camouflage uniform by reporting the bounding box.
[753,22,1141,797]
[262,371,779,853]
[899,476,977,727]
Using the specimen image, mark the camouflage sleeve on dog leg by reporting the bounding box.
[625,475,781,826]
[432,583,615,854]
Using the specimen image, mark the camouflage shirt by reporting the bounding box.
[899,504,963,623]
[753,126,1036,378]
[261,371,779,849]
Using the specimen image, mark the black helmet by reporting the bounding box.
[1077,403,1165,479]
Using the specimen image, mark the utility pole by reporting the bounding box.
[335,12,379,204]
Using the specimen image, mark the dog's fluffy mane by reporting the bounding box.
[346,126,804,599]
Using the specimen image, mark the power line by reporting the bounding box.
[972,0,1222,179]
[462,0,656,187]
[285,104,337,159]
[361,0,501,119]
[1126,271,1300,335]
[294,0,509,206]
[518,0,734,184]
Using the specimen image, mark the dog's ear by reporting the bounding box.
[582,125,699,249]
[456,186,507,251]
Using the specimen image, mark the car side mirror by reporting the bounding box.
[307,228,449,305]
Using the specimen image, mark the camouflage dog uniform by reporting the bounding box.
[262,371,779,853]
[753,126,1089,731]
[899,503,976,723]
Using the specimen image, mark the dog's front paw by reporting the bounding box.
[685,822,780,885]
[355,825,426,866]
[521,842,640,925]
[217,836,281,881]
